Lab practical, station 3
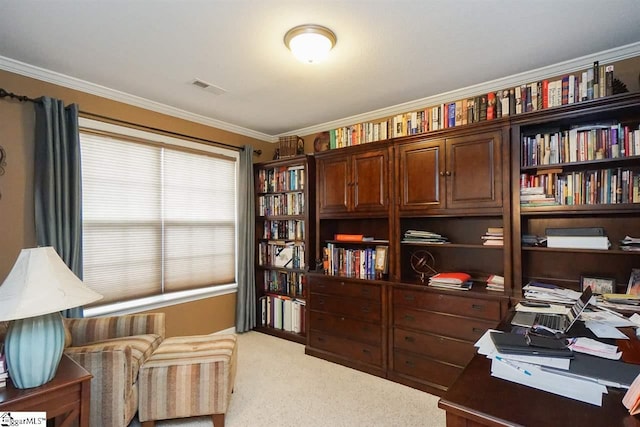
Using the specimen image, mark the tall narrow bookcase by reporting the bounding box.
[254,155,315,344]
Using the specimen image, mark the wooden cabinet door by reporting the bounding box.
[446,131,502,209]
[397,139,445,211]
[352,149,389,213]
[318,156,350,214]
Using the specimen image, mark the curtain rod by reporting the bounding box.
[0,88,262,156]
[81,112,262,156]
[0,88,40,104]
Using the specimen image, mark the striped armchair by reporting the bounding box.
[64,313,165,427]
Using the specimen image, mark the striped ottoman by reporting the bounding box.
[138,334,237,427]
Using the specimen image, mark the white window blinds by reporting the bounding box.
[80,129,237,306]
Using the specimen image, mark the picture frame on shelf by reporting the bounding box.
[374,245,389,276]
[626,269,640,296]
[580,275,615,295]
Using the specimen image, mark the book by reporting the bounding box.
[334,234,364,241]
[546,235,610,250]
[545,227,605,236]
[429,272,471,284]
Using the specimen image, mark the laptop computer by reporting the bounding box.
[511,287,593,333]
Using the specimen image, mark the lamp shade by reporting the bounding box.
[0,247,102,321]
[0,247,102,388]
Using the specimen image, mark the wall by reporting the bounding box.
[0,69,275,335]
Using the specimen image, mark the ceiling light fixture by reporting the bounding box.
[284,24,337,64]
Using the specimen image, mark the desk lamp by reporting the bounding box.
[0,247,102,389]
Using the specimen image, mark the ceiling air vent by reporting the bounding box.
[191,78,227,95]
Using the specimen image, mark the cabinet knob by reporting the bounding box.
[340,317,345,321]
[445,171,452,176]
[340,281,345,286]
[439,171,446,176]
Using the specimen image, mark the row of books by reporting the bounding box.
[262,219,305,241]
[520,168,640,206]
[322,243,380,279]
[257,192,305,216]
[258,242,305,269]
[327,61,615,149]
[259,294,305,333]
[262,269,304,297]
[401,230,449,244]
[256,165,305,193]
[482,227,504,246]
[521,124,640,168]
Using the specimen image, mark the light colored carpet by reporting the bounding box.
[129,331,446,427]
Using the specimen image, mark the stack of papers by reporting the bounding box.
[523,282,583,304]
[402,230,449,244]
[476,329,640,406]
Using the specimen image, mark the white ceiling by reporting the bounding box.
[1,0,640,142]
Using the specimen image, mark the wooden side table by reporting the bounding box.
[0,354,91,427]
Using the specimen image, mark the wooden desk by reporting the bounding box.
[0,354,91,427]
[438,321,640,427]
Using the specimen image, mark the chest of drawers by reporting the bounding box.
[388,284,508,395]
[306,274,387,377]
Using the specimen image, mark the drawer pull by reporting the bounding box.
[403,294,415,301]
[361,306,371,313]
[404,336,415,343]
[317,337,326,342]
[404,360,415,367]
[362,348,371,354]
[472,327,484,333]
[318,299,325,305]
[362,288,371,295]
[403,315,415,322]
[341,317,345,321]
[340,281,345,286]
[471,304,484,310]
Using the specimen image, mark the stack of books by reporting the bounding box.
[402,230,449,244]
[520,186,557,207]
[486,275,505,291]
[482,227,503,246]
[428,272,472,291]
[522,234,546,247]
[0,346,7,388]
[545,227,610,250]
[620,236,640,252]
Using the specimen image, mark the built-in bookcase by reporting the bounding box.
[511,93,640,293]
[254,155,315,344]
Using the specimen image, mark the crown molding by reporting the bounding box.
[0,55,276,142]
[288,41,640,137]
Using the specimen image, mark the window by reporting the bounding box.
[79,118,238,314]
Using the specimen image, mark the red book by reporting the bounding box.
[430,272,471,284]
[487,92,496,120]
[542,80,549,109]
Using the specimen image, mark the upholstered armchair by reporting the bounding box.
[63,313,165,427]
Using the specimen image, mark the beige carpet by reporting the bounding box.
[129,331,446,427]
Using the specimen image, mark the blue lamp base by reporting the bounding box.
[5,312,65,389]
